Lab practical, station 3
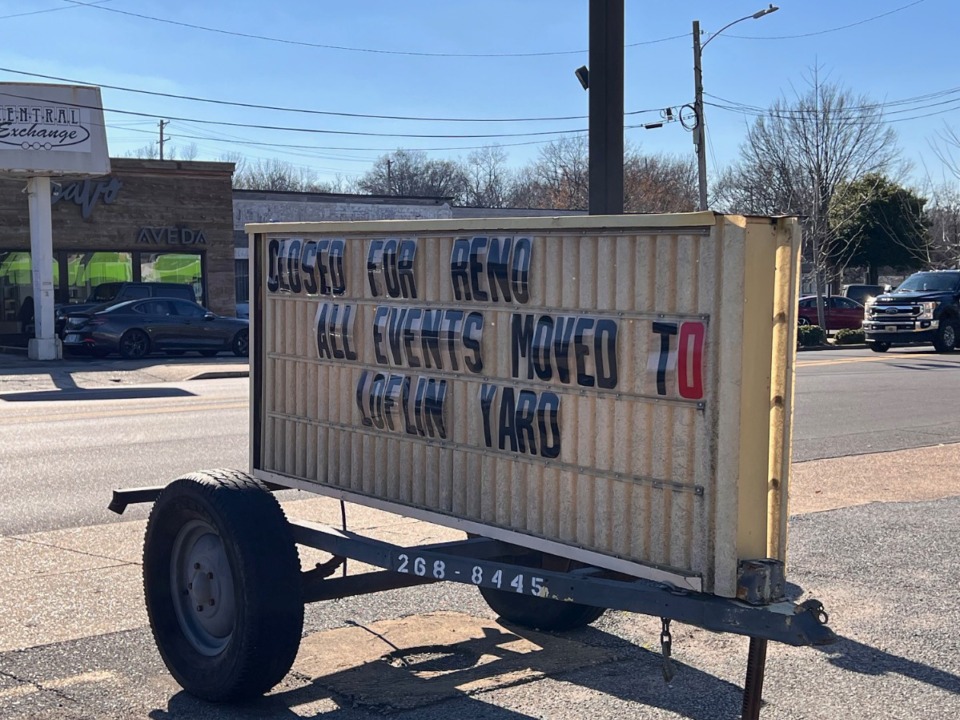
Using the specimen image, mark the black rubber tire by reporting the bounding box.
[199,350,219,357]
[143,470,303,702]
[933,318,958,353]
[476,550,606,631]
[232,329,249,358]
[870,342,891,353]
[119,329,150,359]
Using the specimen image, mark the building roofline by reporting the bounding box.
[232,188,451,206]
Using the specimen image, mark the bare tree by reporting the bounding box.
[463,145,512,208]
[623,149,697,213]
[318,174,360,194]
[233,158,329,192]
[506,165,547,208]
[715,72,902,324]
[125,141,200,162]
[357,149,468,202]
[926,182,960,268]
[127,142,159,159]
[178,142,200,161]
[509,136,589,210]
[931,124,960,181]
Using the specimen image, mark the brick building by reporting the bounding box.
[0,158,235,337]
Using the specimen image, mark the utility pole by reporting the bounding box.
[158,119,168,161]
[692,20,708,211]
[587,0,624,215]
[692,6,779,212]
[386,158,392,194]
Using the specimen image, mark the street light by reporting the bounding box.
[693,4,779,210]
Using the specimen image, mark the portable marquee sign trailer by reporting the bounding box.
[110,212,835,719]
[0,82,110,360]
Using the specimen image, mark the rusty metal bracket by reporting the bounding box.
[737,558,786,605]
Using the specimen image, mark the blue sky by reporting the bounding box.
[1,0,958,194]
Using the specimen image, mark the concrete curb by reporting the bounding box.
[186,370,250,380]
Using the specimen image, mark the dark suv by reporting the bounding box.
[862,270,960,353]
[56,282,197,336]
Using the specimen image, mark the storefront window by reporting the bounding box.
[235,259,249,303]
[141,253,203,305]
[0,252,64,335]
[65,252,133,304]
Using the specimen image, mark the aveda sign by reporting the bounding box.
[0,83,109,176]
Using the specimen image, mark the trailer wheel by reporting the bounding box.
[477,551,606,631]
[143,470,303,702]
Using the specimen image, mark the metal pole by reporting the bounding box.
[693,20,708,211]
[741,637,769,720]
[588,0,624,215]
[26,176,61,360]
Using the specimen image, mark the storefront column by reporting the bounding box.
[27,176,61,360]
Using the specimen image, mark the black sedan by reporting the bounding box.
[62,298,249,359]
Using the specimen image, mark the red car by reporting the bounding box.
[797,295,864,330]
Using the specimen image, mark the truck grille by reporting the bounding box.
[868,304,919,320]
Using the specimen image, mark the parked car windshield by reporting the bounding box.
[88,283,122,302]
[894,272,960,293]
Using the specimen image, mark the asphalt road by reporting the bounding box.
[0,377,249,535]
[1,348,959,718]
[3,347,958,534]
[793,346,960,461]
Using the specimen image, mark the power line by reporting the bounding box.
[61,0,684,58]
[0,65,664,123]
[703,86,960,122]
[706,86,960,115]
[722,0,927,41]
[0,88,589,140]
[113,117,665,159]
[0,0,113,21]
[58,0,930,58]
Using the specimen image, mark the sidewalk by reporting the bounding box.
[0,347,248,395]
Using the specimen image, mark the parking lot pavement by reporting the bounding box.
[0,446,959,718]
[0,350,248,394]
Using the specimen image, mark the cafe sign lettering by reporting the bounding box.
[52,177,122,219]
[137,227,207,245]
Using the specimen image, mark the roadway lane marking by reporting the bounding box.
[0,670,115,700]
[0,401,247,426]
[796,352,947,368]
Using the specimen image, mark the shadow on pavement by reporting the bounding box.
[816,633,960,694]
[143,627,960,719]
[0,386,196,402]
[146,623,745,719]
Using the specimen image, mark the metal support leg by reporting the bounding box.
[741,637,768,720]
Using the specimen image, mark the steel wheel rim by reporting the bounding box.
[236,332,249,355]
[944,324,956,349]
[170,519,236,656]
